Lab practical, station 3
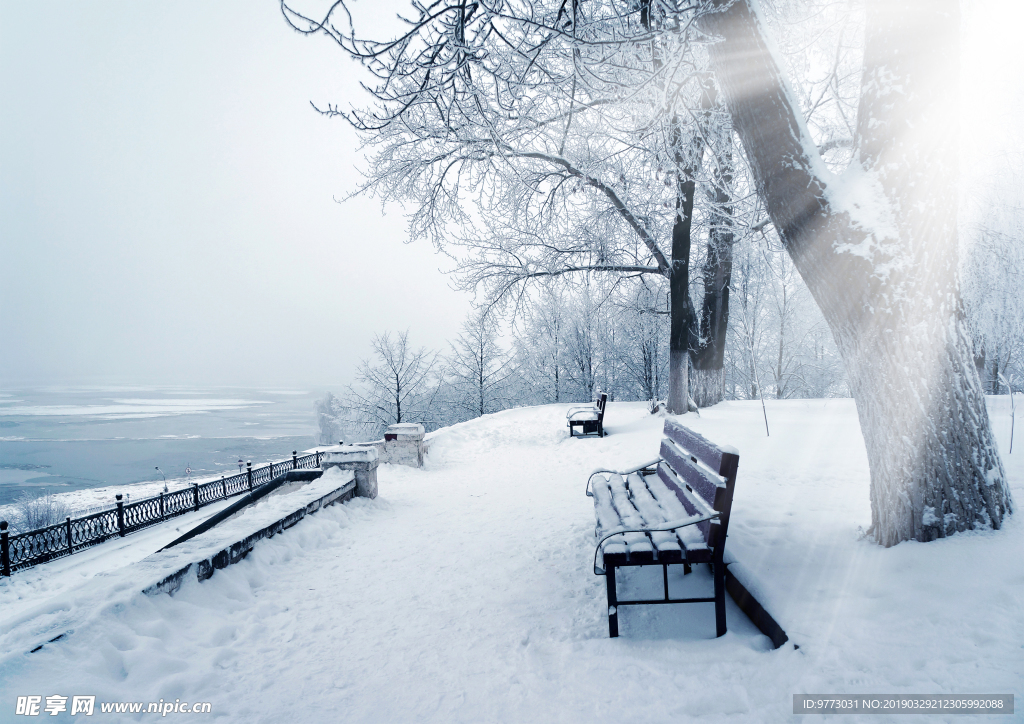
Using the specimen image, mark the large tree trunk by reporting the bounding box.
[701,0,1012,545]
[692,113,736,408]
[666,117,704,415]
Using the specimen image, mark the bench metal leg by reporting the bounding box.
[713,559,727,637]
[606,565,619,638]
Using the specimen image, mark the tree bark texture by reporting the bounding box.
[666,117,704,415]
[692,113,736,408]
[701,0,1012,545]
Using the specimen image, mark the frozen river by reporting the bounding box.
[0,387,323,508]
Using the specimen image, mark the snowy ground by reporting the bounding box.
[0,399,1021,722]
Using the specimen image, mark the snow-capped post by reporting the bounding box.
[246,461,252,491]
[1,521,10,577]
[292,450,298,469]
[220,476,226,500]
[381,424,426,467]
[160,491,165,520]
[65,516,72,556]
[115,494,125,537]
[321,445,379,499]
[193,483,200,512]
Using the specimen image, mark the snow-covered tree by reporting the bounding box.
[616,282,669,404]
[282,0,743,415]
[962,159,1024,395]
[441,310,517,421]
[510,285,567,405]
[347,330,440,437]
[314,391,346,445]
[701,0,1012,544]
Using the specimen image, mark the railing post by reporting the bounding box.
[66,517,73,556]
[160,491,165,521]
[193,483,200,512]
[115,495,125,537]
[315,450,320,467]
[221,475,227,499]
[1,521,10,577]
[247,461,253,491]
[293,450,298,469]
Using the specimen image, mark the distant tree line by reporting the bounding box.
[317,246,855,443]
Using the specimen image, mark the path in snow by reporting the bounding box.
[1,400,1021,723]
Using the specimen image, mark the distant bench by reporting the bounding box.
[567,393,608,438]
[586,418,739,638]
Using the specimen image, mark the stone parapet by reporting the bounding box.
[353,423,426,468]
[320,445,379,498]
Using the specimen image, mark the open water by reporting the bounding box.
[0,387,324,507]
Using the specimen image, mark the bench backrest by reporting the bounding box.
[656,418,739,557]
[596,393,607,418]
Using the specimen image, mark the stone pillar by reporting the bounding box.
[321,446,379,499]
[382,423,425,468]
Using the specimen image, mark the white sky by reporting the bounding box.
[1,1,1020,390]
[0,0,471,389]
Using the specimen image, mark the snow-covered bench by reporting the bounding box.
[586,418,739,638]
[567,393,608,438]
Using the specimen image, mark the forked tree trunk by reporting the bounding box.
[702,0,1012,545]
[667,117,704,415]
[692,111,735,408]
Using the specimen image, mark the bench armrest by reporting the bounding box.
[593,512,721,575]
[586,458,662,496]
[566,404,598,419]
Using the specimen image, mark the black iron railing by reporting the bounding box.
[0,450,325,576]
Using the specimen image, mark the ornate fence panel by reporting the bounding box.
[124,496,165,534]
[7,519,70,572]
[69,509,120,552]
[1,450,327,576]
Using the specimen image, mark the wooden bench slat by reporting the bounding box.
[593,475,650,562]
[662,418,736,475]
[645,467,712,556]
[592,475,629,560]
[623,473,683,560]
[659,437,728,510]
[606,475,655,562]
[656,462,713,544]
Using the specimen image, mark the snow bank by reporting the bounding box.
[0,400,1020,722]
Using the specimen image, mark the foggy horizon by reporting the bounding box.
[1,0,471,391]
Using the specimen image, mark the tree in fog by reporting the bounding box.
[702,0,1012,544]
[962,162,1024,395]
[512,286,567,404]
[347,330,439,437]
[616,282,668,404]
[314,391,346,445]
[442,311,516,420]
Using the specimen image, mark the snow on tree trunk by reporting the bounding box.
[702,0,1012,545]
[692,116,735,408]
[667,114,704,415]
[690,367,724,409]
